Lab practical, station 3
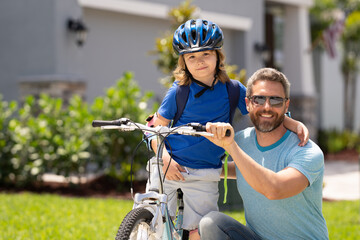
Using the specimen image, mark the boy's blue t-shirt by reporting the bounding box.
[234,128,329,240]
[158,80,247,169]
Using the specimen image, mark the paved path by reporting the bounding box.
[42,159,360,201]
[323,160,359,201]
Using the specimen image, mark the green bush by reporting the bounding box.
[318,129,360,154]
[6,95,65,186]
[0,95,18,185]
[0,72,155,186]
[90,72,155,182]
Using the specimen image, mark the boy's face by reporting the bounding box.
[183,50,217,84]
[246,80,289,133]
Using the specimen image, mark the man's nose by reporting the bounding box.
[263,99,272,109]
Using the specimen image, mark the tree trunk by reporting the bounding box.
[343,70,357,131]
[343,71,349,130]
[349,72,358,130]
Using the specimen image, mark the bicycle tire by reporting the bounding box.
[115,207,155,240]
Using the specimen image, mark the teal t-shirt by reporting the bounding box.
[235,128,329,240]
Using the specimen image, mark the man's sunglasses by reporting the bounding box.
[248,95,288,108]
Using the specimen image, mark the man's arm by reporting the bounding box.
[283,116,309,147]
[206,122,309,200]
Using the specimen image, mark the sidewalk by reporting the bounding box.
[41,159,360,201]
[322,160,360,201]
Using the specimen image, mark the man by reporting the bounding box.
[200,68,329,239]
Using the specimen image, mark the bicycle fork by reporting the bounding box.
[175,189,184,231]
[163,189,185,240]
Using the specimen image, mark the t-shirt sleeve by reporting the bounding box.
[158,81,178,121]
[237,82,248,115]
[288,142,324,186]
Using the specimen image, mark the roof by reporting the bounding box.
[78,0,252,31]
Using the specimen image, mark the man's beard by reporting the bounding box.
[250,110,285,133]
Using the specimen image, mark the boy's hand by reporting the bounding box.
[297,122,309,147]
[162,158,186,181]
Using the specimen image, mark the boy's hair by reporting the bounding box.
[246,68,291,98]
[173,49,230,86]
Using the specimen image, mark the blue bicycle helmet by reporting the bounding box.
[173,19,224,55]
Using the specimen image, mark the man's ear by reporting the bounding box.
[285,99,290,113]
[245,97,250,112]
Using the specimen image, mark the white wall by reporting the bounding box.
[81,8,169,102]
[79,0,262,102]
[321,53,360,132]
[0,0,84,101]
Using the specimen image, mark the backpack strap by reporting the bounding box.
[173,84,190,126]
[226,80,240,124]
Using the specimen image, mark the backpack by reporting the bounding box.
[172,79,240,126]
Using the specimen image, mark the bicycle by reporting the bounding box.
[92,118,225,240]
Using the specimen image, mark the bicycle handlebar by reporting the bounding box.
[92,118,130,127]
[92,118,230,196]
[92,118,231,137]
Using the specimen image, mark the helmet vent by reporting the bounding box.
[191,30,197,42]
[202,29,206,41]
[182,32,187,43]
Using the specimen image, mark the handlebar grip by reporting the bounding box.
[92,120,119,127]
[187,123,231,137]
[92,120,122,127]
[225,129,231,137]
[197,125,231,137]
[199,125,206,132]
[197,124,231,137]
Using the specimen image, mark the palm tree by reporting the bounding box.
[310,0,360,131]
[341,11,360,130]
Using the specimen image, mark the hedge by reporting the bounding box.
[0,72,155,187]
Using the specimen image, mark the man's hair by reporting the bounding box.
[246,68,290,98]
[173,49,230,86]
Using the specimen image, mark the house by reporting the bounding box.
[1,0,358,135]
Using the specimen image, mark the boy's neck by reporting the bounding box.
[193,77,217,87]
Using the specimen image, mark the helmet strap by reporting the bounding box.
[184,59,218,98]
[193,75,217,98]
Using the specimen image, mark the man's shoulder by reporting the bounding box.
[286,131,324,160]
[235,127,255,141]
[287,131,322,151]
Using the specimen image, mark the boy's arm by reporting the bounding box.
[148,113,187,181]
[283,116,309,147]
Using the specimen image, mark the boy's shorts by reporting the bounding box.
[164,167,222,230]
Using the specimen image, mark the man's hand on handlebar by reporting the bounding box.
[205,122,235,149]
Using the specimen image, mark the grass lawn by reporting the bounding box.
[0,192,359,239]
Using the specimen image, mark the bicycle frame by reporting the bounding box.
[136,128,185,239]
[93,119,214,239]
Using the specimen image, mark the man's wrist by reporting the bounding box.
[224,141,237,156]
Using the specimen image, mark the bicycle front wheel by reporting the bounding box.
[115,207,155,240]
